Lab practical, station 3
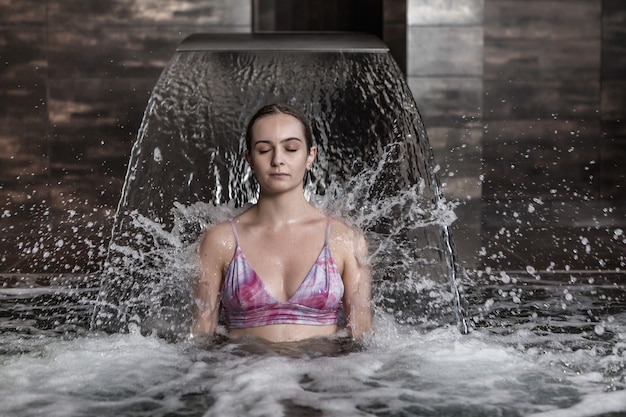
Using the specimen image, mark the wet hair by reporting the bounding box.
[245,103,314,152]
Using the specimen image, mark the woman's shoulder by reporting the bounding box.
[328,217,368,255]
[203,218,234,237]
[199,219,236,256]
[329,216,362,237]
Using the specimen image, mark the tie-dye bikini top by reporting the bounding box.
[221,217,344,329]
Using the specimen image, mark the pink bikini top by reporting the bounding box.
[221,217,344,329]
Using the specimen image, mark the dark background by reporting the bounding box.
[1,0,624,275]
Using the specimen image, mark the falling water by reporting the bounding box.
[90,33,467,339]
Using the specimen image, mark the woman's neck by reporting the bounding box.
[251,190,320,226]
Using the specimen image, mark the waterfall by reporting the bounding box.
[91,33,468,340]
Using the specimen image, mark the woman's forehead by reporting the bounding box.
[251,113,305,141]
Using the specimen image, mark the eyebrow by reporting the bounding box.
[253,137,304,147]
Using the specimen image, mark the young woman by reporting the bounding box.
[192,104,373,343]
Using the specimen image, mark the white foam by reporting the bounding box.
[0,323,623,416]
[528,390,626,417]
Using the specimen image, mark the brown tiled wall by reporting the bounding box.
[1,0,624,274]
[408,0,626,271]
[483,0,602,201]
[601,0,626,198]
[480,0,625,271]
[406,0,484,269]
[0,0,250,273]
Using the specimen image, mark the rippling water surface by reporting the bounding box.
[2,271,626,417]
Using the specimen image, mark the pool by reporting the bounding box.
[2,270,626,416]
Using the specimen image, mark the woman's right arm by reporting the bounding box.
[191,225,230,336]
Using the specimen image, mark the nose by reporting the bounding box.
[271,148,284,166]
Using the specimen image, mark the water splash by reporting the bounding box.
[91,36,468,338]
[92,147,464,341]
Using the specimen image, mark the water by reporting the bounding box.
[91,36,467,338]
[2,187,625,416]
[2,271,626,416]
[2,196,626,416]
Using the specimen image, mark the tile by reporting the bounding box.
[601,80,626,121]
[0,219,112,274]
[429,125,483,183]
[47,0,251,29]
[482,199,625,229]
[48,26,251,81]
[429,124,483,148]
[485,39,600,81]
[47,185,116,273]
[0,125,49,182]
[0,234,47,273]
[408,0,483,25]
[384,0,407,24]
[451,224,482,270]
[601,119,626,143]
[408,76,483,124]
[484,79,600,120]
[0,30,47,80]
[482,119,601,200]
[253,0,276,31]
[0,30,47,122]
[601,0,626,79]
[441,176,482,201]
[48,78,155,128]
[602,0,626,29]
[428,125,483,206]
[479,224,625,271]
[3,0,623,277]
[599,121,626,198]
[601,39,626,80]
[0,188,51,229]
[48,126,132,208]
[0,80,47,123]
[599,141,626,199]
[0,122,52,273]
[485,0,601,40]
[449,198,482,269]
[0,190,52,273]
[429,125,482,154]
[480,199,625,271]
[0,0,46,25]
[0,1,257,275]
[407,27,483,76]
[47,29,186,80]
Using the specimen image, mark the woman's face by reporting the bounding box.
[245,112,316,194]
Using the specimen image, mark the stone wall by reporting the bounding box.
[407,0,626,270]
[0,0,250,273]
[1,0,624,274]
[406,0,484,267]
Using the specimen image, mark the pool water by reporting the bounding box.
[2,271,626,417]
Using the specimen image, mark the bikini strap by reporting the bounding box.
[228,219,240,245]
[325,216,332,244]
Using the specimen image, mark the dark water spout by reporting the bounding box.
[92,32,468,339]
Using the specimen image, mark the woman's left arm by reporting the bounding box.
[341,228,373,339]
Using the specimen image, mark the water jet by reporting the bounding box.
[91,32,468,338]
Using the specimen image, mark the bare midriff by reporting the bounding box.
[229,323,338,343]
